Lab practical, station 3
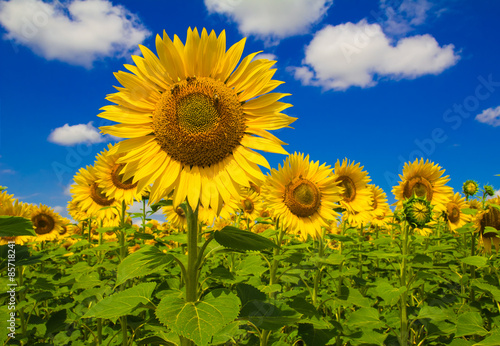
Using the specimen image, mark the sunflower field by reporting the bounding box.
[2,28,500,346]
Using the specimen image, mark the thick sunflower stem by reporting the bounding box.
[180,201,199,346]
[399,222,410,346]
[118,200,128,346]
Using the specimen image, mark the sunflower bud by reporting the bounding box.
[484,185,495,197]
[403,195,433,228]
[462,180,479,197]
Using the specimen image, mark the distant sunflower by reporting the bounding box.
[0,199,32,245]
[163,204,188,229]
[477,205,500,253]
[393,159,453,212]
[95,144,144,206]
[98,28,296,214]
[0,190,14,209]
[445,192,471,231]
[263,153,343,241]
[333,159,373,214]
[70,165,123,220]
[239,186,261,222]
[29,204,63,242]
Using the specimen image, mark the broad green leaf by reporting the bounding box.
[83,282,156,321]
[472,280,500,301]
[115,245,173,286]
[455,312,488,338]
[239,299,301,331]
[0,216,35,236]
[374,281,406,306]
[288,297,331,329]
[462,208,478,215]
[150,199,172,212]
[214,226,279,251]
[461,256,488,268]
[474,329,500,345]
[298,323,339,346]
[347,329,387,346]
[417,305,455,323]
[346,307,384,329]
[156,288,241,346]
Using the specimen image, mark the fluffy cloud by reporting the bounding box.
[0,0,150,67]
[204,0,332,41]
[253,53,277,62]
[48,122,105,146]
[291,20,459,90]
[475,106,500,127]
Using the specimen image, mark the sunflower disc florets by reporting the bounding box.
[403,195,433,228]
[463,180,479,197]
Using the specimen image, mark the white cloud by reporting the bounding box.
[48,122,105,146]
[475,106,500,127]
[53,205,65,214]
[291,20,459,91]
[205,0,332,42]
[378,0,433,35]
[0,0,150,67]
[252,53,277,62]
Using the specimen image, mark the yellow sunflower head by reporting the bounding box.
[444,192,471,231]
[263,153,343,241]
[94,143,145,206]
[393,158,453,212]
[332,159,373,215]
[70,165,123,221]
[0,190,14,210]
[30,204,63,242]
[0,197,32,245]
[98,28,296,215]
[163,204,188,230]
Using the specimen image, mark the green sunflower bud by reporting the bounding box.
[403,195,433,228]
[484,185,495,197]
[462,180,479,196]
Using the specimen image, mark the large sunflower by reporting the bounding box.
[333,159,373,215]
[95,143,145,206]
[98,28,296,214]
[70,165,123,221]
[0,198,32,245]
[444,192,471,231]
[263,153,343,241]
[393,158,453,212]
[29,204,63,242]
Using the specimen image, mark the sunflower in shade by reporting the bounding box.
[94,143,146,206]
[393,158,453,212]
[263,153,343,241]
[476,202,500,253]
[98,28,296,214]
[29,204,64,242]
[333,159,373,216]
[162,204,188,230]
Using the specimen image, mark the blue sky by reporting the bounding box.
[0,0,499,220]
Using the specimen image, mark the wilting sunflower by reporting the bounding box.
[333,159,373,215]
[70,165,123,221]
[444,192,471,231]
[29,204,63,242]
[95,144,145,206]
[98,28,296,214]
[476,205,500,252]
[393,159,453,212]
[263,153,343,241]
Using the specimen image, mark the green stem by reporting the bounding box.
[118,200,128,346]
[470,229,476,302]
[312,229,325,306]
[180,201,199,346]
[18,266,26,336]
[399,222,410,346]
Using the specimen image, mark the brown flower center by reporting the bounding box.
[284,178,321,217]
[481,207,500,238]
[111,164,138,190]
[403,176,434,201]
[242,198,255,214]
[175,206,185,218]
[447,203,461,223]
[90,183,115,206]
[152,77,245,167]
[337,176,356,202]
[32,213,55,235]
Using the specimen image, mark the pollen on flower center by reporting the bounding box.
[33,213,55,235]
[284,178,321,217]
[90,183,115,206]
[111,164,138,190]
[152,77,246,167]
